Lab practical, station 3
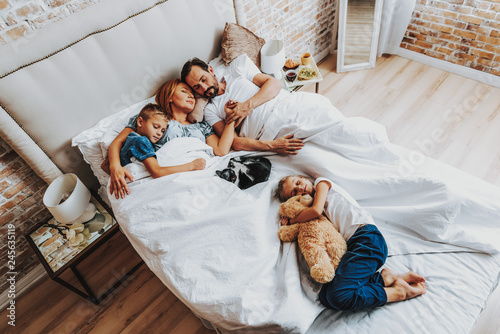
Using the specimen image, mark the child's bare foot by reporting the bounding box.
[385,278,427,303]
[381,268,425,287]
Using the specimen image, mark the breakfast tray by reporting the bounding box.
[282,55,323,89]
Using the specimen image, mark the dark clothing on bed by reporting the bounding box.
[318,224,388,311]
[120,132,156,166]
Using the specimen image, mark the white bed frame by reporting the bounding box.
[1,0,499,332]
[0,0,236,191]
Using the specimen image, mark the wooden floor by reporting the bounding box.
[2,54,499,334]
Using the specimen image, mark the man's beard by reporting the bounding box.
[204,81,219,99]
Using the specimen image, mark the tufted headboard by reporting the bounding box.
[0,0,237,191]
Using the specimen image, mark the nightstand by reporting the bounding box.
[25,195,143,305]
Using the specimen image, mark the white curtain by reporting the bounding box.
[377,0,416,56]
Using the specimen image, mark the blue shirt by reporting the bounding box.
[120,132,156,166]
[126,115,215,150]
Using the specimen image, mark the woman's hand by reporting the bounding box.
[270,135,304,154]
[224,99,237,114]
[109,165,134,199]
[189,158,206,171]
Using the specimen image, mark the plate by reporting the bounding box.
[283,65,299,71]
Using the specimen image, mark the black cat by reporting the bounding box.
[216,156,272,189]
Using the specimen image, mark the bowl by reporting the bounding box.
[285,70,297,82]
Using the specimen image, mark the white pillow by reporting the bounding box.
[72,97,155,187]
[72,57,230,187]
[209,55,231,80]
[72,95,211,187]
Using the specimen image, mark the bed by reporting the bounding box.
[1,0,500,333]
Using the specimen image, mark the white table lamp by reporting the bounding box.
[43,173,92,224]
[261,40,285,80]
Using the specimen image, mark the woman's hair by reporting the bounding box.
[274,174,314,202]
[138,103,167,122]
[155,78,183,119]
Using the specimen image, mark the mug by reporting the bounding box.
[301,52,312,65]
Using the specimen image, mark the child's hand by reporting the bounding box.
[190,158,206,171]
[280,216,290,226]
[224,100,238,122]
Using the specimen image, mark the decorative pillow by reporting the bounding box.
[221,22,266,68]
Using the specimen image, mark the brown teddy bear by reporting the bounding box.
[278,194,347,283]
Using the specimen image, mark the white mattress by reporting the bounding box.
[306,251,500,333]
[106,106,500,333]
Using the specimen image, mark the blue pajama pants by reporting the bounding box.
[318,224,388,311]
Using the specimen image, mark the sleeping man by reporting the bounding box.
[182,55,346,153]
[181,55,500,256]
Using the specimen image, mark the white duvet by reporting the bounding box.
[109,92,500,333]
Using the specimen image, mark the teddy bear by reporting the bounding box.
[278,194,347,284]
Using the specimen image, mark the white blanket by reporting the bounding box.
[110,94,500,333]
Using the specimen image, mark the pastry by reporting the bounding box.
[284,58,300,69]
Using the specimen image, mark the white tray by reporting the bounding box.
[282,55,323,89]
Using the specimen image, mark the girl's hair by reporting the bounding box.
[155,78,183,119]
[274,174,314,202]
[138,103,167,121]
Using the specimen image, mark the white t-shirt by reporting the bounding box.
[204,54,288,140]
[315,177,375,241]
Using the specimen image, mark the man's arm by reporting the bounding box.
[212,121,303,154]
[225,73,282,125]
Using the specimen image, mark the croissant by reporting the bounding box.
[284,59,300,69]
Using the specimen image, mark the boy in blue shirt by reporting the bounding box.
[103,103,205,178]
[119,103,167,167]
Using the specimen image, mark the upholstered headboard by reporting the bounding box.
[0,0,236,190]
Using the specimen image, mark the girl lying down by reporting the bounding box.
[101,79,236,199]
[276,174,427,311]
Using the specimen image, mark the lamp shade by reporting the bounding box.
[260,40,285,79]
[43,173,91,224]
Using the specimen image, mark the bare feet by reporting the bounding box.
[382,268,426,303]
[381,268,426,287]
[385,278,427,303]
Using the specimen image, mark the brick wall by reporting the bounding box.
[0,136,52,296]
[240,0,337,59]
[0,0,102,44]
[402,0,500,76]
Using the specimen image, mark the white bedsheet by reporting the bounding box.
[306,251,500,334]
[109,94,500,333]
